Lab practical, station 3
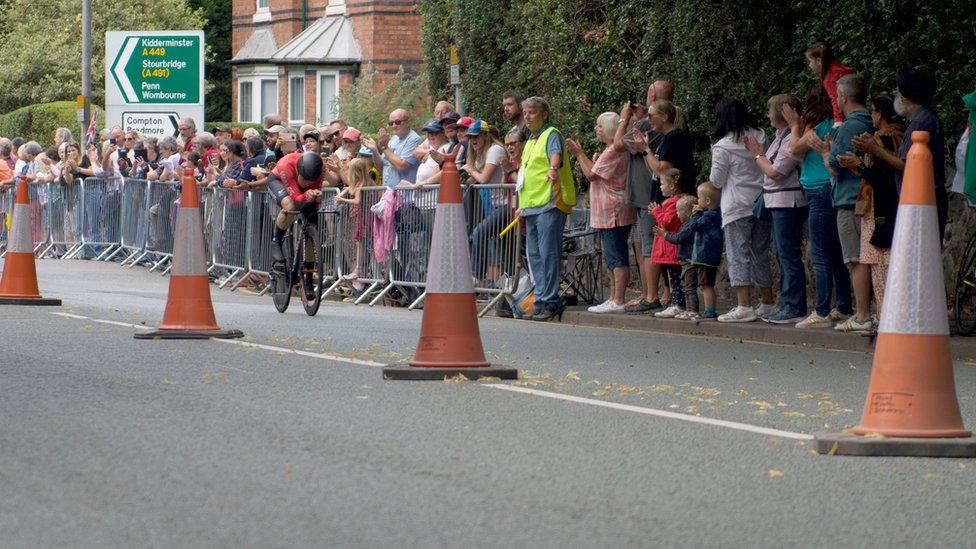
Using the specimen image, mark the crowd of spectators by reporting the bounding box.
[0,42,971,329]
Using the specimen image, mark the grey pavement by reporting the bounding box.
[2,259,975,547]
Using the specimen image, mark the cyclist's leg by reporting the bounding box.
[267,175,295,268]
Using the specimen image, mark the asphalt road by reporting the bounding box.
[2,259,975,547]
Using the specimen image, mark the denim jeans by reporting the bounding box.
[524,207,567,313]
[770,206,808,317]
[805,186,852,316]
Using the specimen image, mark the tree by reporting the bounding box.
[0,0,203,115]
[186,0,231,122]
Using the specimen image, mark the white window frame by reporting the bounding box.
[253,0,271,23]
[238,81,253,123]
[235,65,278,123]
[315,70,340,125]
[288,72,306,125]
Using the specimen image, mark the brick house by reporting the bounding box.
[230,0,423,126]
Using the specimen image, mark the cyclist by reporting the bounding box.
[267,150,328,269]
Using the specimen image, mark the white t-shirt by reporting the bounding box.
[160,153,182,180]
[414,143,450,210]
[484,144,506,186]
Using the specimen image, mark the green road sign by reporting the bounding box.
[110,35,201,104]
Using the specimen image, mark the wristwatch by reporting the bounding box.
[754,154,763,161]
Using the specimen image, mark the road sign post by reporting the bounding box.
[105,31,205,139]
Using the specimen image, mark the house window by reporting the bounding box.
[256,0,269,8]
[289,75,305,124]
[260,79,277,120]
[317,73,338,125]
[254,0,270,23]
[238,81,253,122]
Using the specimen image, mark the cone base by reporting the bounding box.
[815,432,976,457]
[135,328,245,340]
[383,364,518,381]
[0,296,61,306]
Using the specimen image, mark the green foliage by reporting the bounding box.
[420,0,976,161]
[0,101,104,145]
[187,0,231,122]
[335,68,429,134]
[0,0,203,115]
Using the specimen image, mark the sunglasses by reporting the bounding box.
[327,131,342,140]
[388,119,407,126]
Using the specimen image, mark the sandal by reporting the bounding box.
[624,299,661,314]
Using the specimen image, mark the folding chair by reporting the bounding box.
[560,207,603,304]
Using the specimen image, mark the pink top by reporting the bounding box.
[588,147,636,229]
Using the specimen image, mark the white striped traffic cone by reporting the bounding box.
[383,157,517,380]
[0,176,61,305]
[816,131,976,457]
[135,168,242,339]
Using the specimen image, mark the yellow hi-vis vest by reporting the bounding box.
[518,125,576,214]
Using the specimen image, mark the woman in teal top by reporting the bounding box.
[786,86,853,329]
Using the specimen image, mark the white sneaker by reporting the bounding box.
[795,312,834,329]
[675,310,700,320]
[755,303,776,318]
[587,299,626,314]
[834,316,873,332]
[829,308,850,322]
[654,305,684,318]
[718,306,758,323]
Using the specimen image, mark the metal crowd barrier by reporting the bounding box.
[0,186,13,255]
[44,181,84,258]
[209,187,248,287]
[8,176,524,317]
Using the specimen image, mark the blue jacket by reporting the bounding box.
[829,109,875,208]
[673,209,723,267]
[664,221,694,261]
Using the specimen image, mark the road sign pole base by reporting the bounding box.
[0,296,62,306]
[135,328,244,340]
[383,364,518,381]
[815,432,976,458]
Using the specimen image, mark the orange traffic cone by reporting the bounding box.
[383,158,517,381]
[135,168,243,340]
[0,176,61,305]
[816,131,976,457]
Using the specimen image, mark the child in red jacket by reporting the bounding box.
[806,42,853,125]
[650,168,687,318]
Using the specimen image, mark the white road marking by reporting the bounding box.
[209,338,384,367]
[51,312,385,368]
[482,384,815,441]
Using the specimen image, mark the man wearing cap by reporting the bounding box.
[413,119,450,186]
[212,125,231,146]
[367,108,422,188]
[854,68,947,237]
[440,112,461,152]
[302,129,321,154]
[336,127,361,161]
[265,125,286,163]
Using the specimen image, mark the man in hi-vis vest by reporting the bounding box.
[517,96,577,321]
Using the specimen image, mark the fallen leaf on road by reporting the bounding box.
[281,467,294,477]
[750,359,763,364]
[767,469,784,478]
[863,432,886,439]
[566,371,580,381]
[782,411,806,418]
[848,363,857,370]
[922,473,939,480]
[738,389,749,397]
[443,373,469,383]
[827,442,839,456]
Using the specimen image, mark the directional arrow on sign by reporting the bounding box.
[110,36,140,103]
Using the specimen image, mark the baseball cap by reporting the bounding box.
[342,128,362,141]
[440,111,461,124]
[210,124,231,134]
[267,125,286,134]
[422,119,443,133]
[466,119,489,136]
[358,145,373,157]
[302,129,320,142]
[457,116,475,129]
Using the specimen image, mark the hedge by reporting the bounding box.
[0,101,104,147]
[419,0,976,168]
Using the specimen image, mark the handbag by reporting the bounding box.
[752,192,770,221]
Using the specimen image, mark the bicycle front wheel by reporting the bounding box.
[298,222,324,316]
[270,234,293,313]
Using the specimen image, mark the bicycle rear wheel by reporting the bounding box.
[298,222,324,316]
[270,230,293,313]
[954,233,976,335]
